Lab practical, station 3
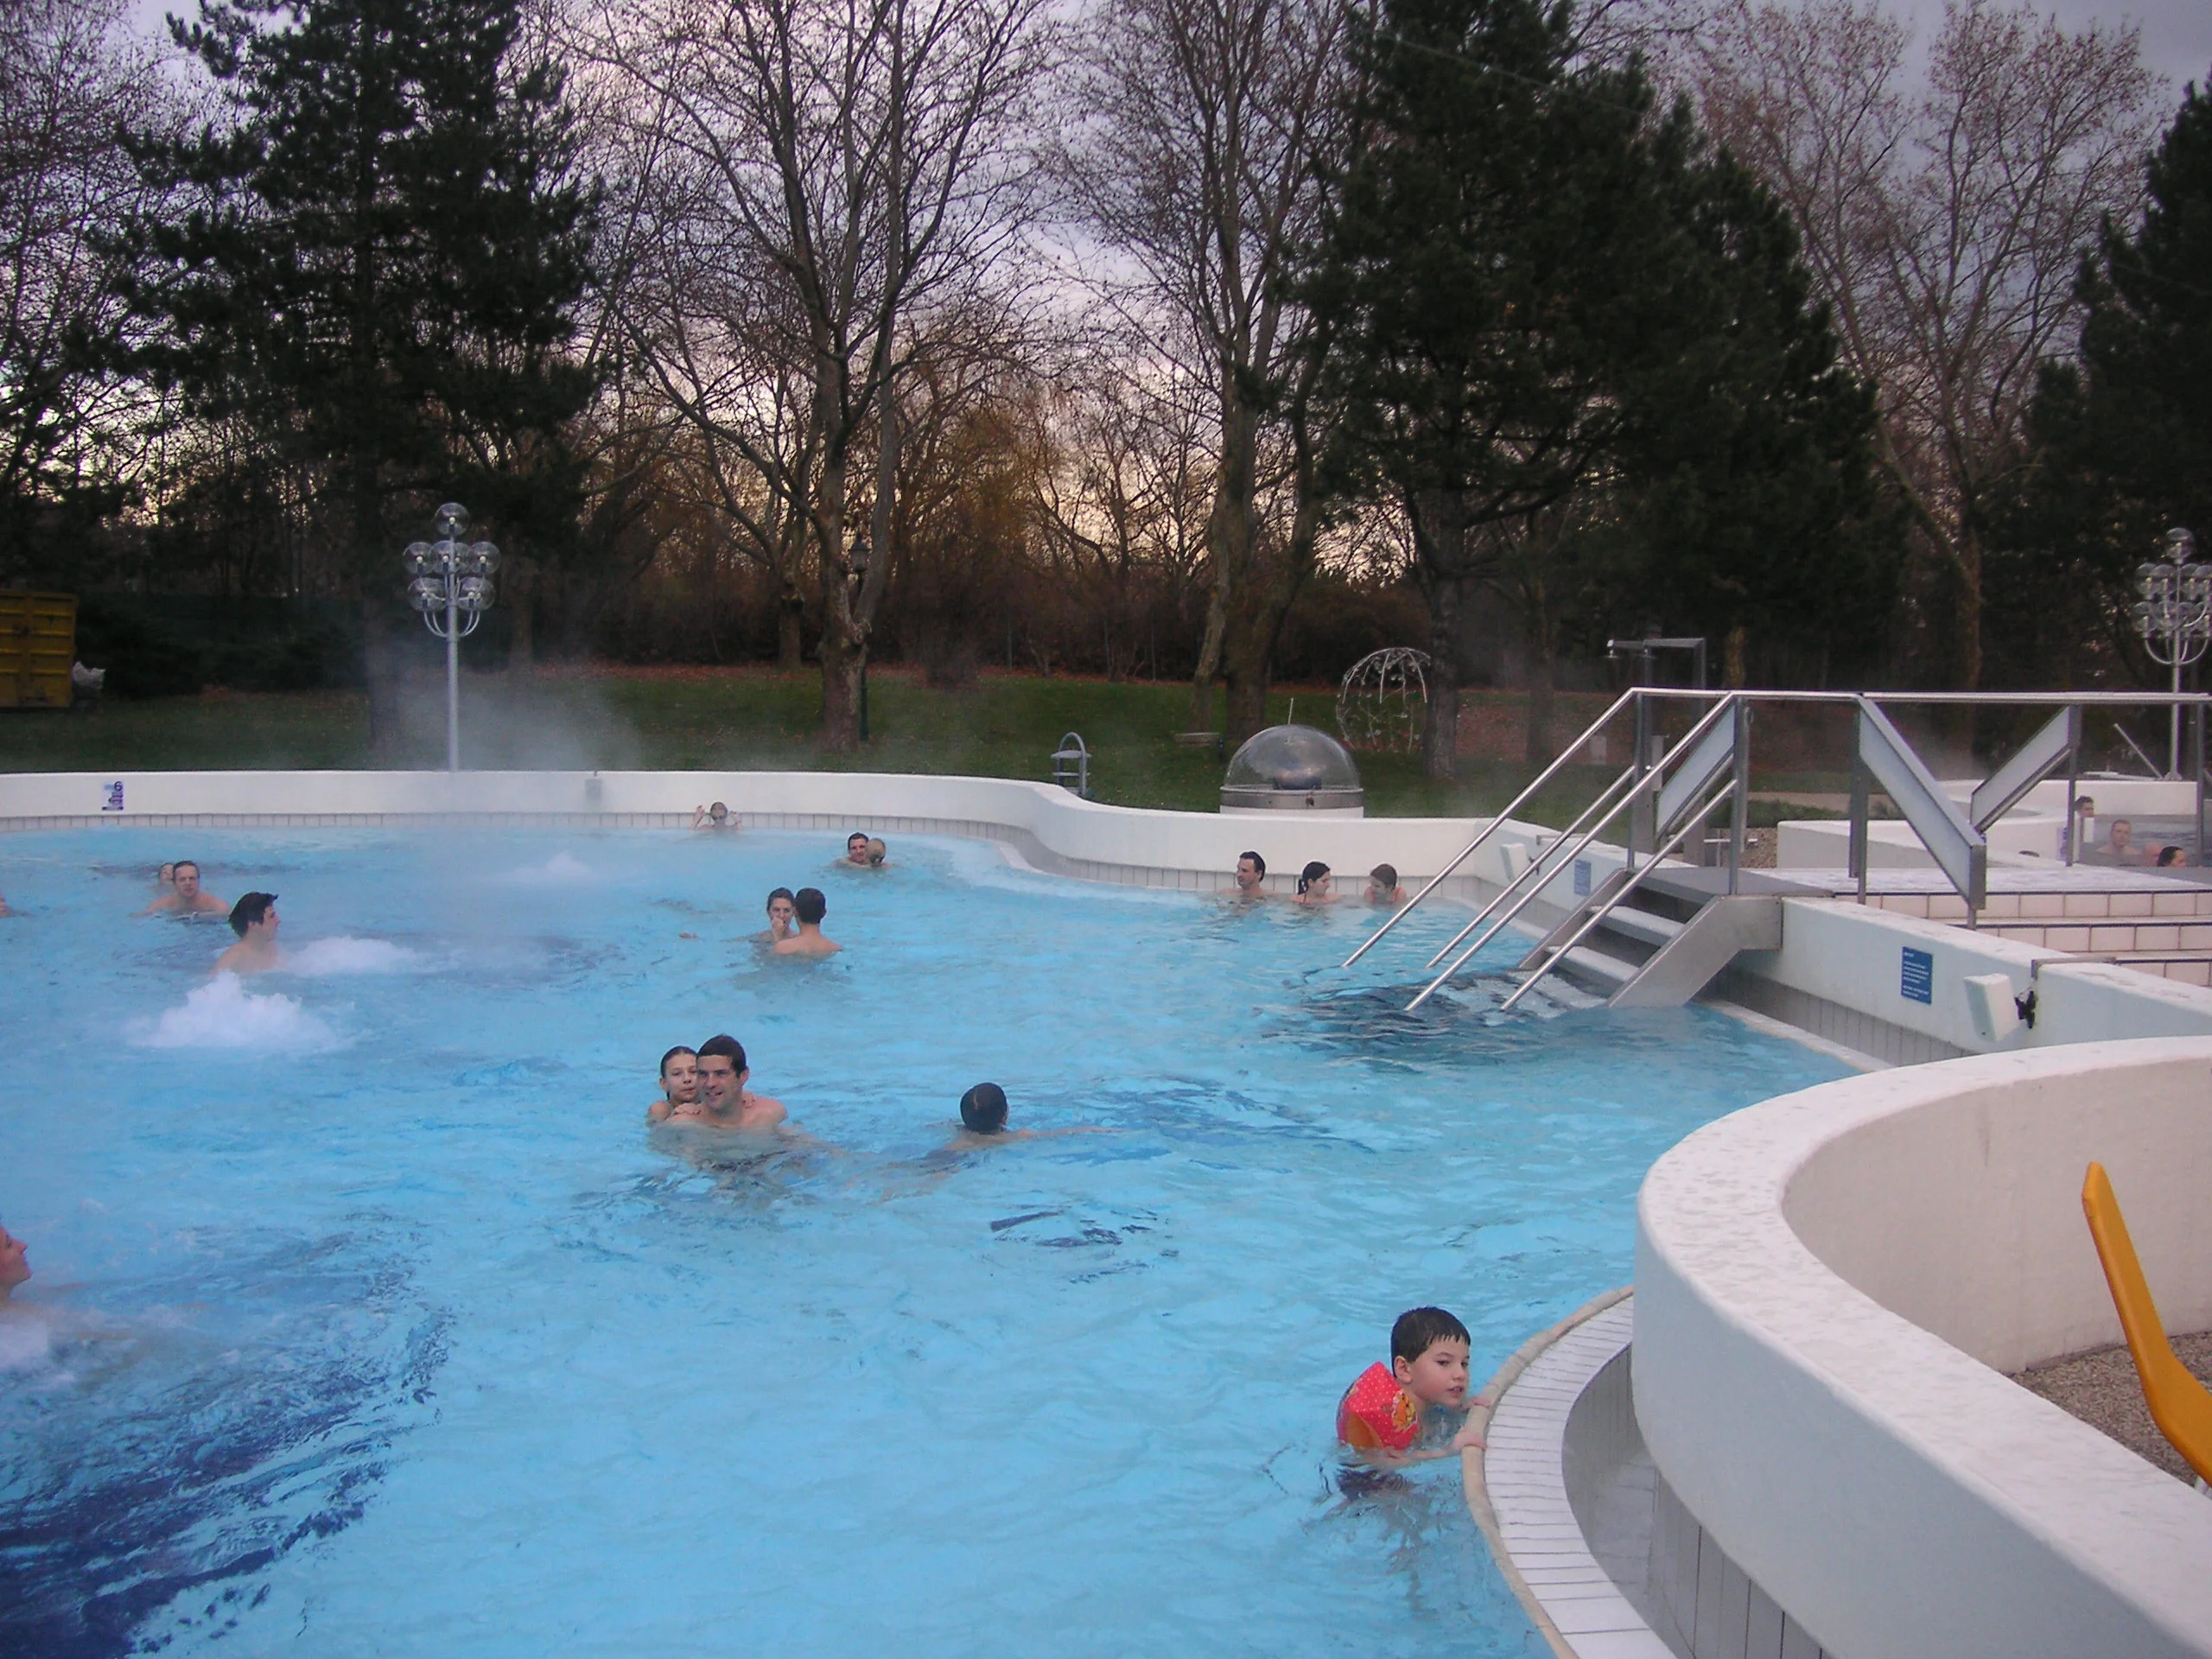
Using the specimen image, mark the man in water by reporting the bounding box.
[692,1034,788,1130]
[773,887,840,956]
[843,831,872,866]
[647,1046,701,1122]
[139,860,227,916]
[1234,850,1268,897]
[2106,818,2139,863]
[0,1223,27,1302]
[213,893,282,975]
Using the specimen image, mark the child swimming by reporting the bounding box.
[1337,1306,1488,1462]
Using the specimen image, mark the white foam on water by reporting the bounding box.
[497,852,594,887]
[288,936,421,976]
[133,973,343,1052]
[0,1310,57,1373]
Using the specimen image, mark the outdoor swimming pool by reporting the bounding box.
[0,827,1848,1657]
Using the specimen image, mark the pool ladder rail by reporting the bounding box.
[1052,731,1092,799]
[1348,685,2204,1014]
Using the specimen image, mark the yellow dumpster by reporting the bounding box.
[0,591,77,709]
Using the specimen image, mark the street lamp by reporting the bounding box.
[404,501,500,772]
[2130,527,2209,778]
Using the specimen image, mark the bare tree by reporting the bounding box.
[582,0,1049,747]
[1688,0,2158,690]
[0,0,175,575]
[1058,0,1344,746]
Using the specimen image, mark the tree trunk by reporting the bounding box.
[1724,623,1747,690]
[506,555,537,672]
[778,587,805,671]
[1189,573,1226,731]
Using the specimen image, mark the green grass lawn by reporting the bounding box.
[0,666,1644,823]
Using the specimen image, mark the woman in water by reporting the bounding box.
[1295,861,1335,905]
[754,887,798,944]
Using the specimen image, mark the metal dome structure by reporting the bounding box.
[1336,647,1433,753]
[1219,723,1364,815]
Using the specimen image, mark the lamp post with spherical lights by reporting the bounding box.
[403,502,499,772]
[2130,527,2210,779]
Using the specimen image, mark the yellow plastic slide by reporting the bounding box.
[2081,1161,2212,1484]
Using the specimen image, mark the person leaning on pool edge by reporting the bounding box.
[1234,850,1268,897]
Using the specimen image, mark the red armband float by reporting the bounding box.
[1337,1361,1420,1452]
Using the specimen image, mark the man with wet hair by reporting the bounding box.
[139,860,227,916]
[691,1033,787,1130]
[773,887,841,957]
[844,831,872,865]
[213,893,282,975]
[1234,851,1268,897]
[648,1046,701,1122]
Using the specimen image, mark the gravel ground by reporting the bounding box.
[2011,1332,2212,1484]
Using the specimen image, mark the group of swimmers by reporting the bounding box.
[134,860,284,975]
[1233,852,1410,907]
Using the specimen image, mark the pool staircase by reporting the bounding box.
[1347,685,2166,1015]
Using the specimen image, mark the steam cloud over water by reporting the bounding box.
[287,936,422,976]
[496,851,594,887]
[133,974,342,1052]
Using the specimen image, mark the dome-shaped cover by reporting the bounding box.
[1221,723,1363,808]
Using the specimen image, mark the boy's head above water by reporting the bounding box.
[1391,1306,1471,1408]
[960,1082,1008,1134]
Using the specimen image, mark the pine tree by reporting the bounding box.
[1300,0,1882,771]
[121,0,597,741]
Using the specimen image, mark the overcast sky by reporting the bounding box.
[129,0,2209,108]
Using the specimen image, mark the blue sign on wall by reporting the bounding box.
[1573,860,1592,897]
[1900,946,1934,1005]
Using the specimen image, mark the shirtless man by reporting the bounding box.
[0,1223,27,1302]
[139,860,227,916]
[691,1034,788,1131]
[1234,850,1268,898]
[212,892,283,975]
[646,1045,700,1122]
[843,831,872,866]
[772,887,840,957]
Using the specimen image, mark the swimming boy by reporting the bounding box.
[138,860,227,916]
[647,1046,700,1122]
[1366,864,1408,906]
[945,1082,1106,1148]
[773,887,840,956]
[754,887,798,944]
[866,837,890,868]
[1234,851,1268,897]
[212,893,283,975]
[691,1034,788,1131]
[844,832,872,866]
[1337,1306,1489,1462]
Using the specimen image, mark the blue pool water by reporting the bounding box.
[0,828,1847,1657]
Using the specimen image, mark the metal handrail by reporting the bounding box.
[1496,775,1738,1013]
[1342,684,1641,968]
[1418,760,1645,971]
[1405,695,1744,1008]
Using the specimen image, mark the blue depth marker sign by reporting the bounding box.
[1573,860,1592,897]
[1900,947,1934,1005]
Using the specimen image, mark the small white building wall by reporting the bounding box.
[1635,1041,2212,1659]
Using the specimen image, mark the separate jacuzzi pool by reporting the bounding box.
[0,828,1847,1657]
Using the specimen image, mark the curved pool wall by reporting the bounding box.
[0,767,1549,899]
[1632,1039,2212,1659]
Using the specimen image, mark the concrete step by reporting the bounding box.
[1598,905,1684,947]
[1556,944,1637,987]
